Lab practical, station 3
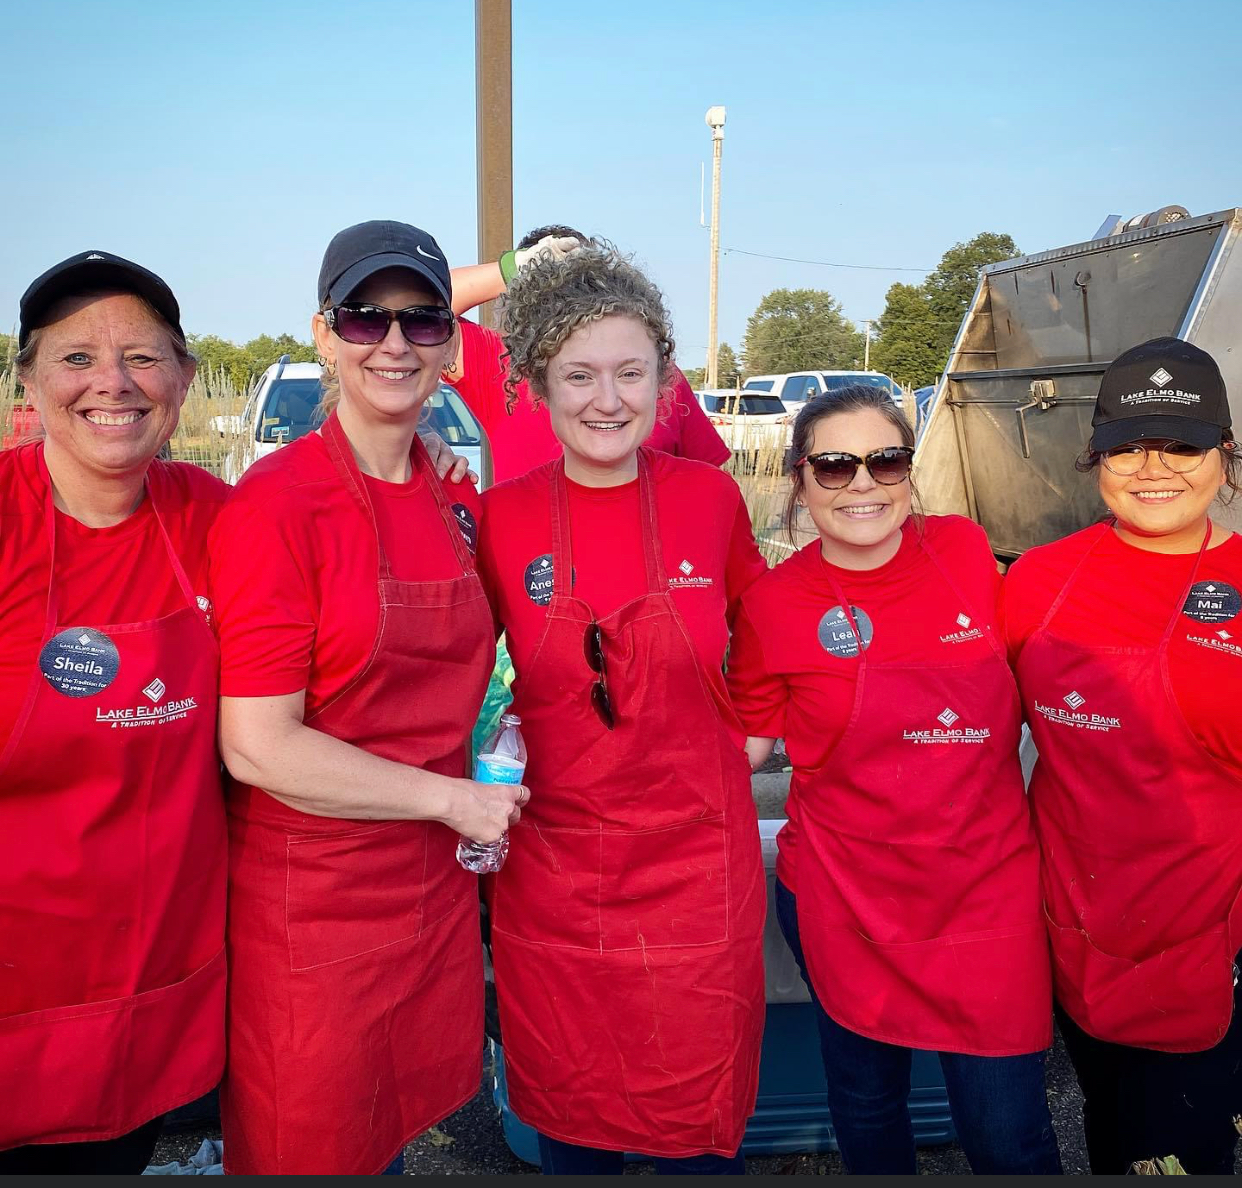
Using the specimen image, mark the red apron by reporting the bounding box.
[490,452,766,1158]
[221,412,496,1174]
[1018,523,1242,1052]
[796,534,1051,1056]
[0,445,225,1149]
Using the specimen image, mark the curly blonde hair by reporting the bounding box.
[499,245,675,411]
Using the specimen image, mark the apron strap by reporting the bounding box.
[549,450,668,601]
[320,408,479,580]
[1036,518,1212,647]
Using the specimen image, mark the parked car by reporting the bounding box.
[218,357,485,484]
[744,370,903,414]
[694,388,792,459]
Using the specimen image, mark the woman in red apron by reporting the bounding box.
[728,386,1061,1174]
[209,222,525,1175]
[1006,337,1242,1174]
[0,253,226,1173]
[477,247,767,1174]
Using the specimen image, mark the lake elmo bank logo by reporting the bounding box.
[669,558,713,589]
[941,611,984,645]
[903,705,990,744]
[1033,691,1122,732]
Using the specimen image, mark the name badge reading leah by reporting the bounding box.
[39,627,121,697]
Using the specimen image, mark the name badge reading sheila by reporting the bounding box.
[39,628,120,697]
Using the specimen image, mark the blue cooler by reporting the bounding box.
[490,818,955,1163]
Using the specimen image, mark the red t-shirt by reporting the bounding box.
[209,431,482,708]
[727,515,1004,891]
[0,444,226,749]
[1002,523,1242,779]
[448,319,730,483]
[477,451,767,740]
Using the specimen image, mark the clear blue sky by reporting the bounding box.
[3,0,1239,371]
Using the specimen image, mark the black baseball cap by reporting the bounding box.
[1091,337,1231,451]
[19,250,183,347]
[318,221,452,309]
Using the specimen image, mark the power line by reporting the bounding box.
[722,247,933,273]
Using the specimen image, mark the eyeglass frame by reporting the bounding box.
[794,445,915,490]
[323,301,457,347]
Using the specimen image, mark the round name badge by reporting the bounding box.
[1183,580,1241,624]
[451,503,478,554]
[523,554,556,605]
[818,605,874,658]
[39,627,121,697]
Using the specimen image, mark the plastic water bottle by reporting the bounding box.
[456,713,526,874]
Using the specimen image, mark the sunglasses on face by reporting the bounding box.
[1099,441,1212,476]
[796,446,915,490]
[584,622,615,731]
[325,303,455,347]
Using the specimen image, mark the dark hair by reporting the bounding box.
[782,386,919,544]
[517,224,588,251]
[1076,430,1242,505]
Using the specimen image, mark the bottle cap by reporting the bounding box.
[500,713,522,726]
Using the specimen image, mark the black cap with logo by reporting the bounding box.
[317,221,452,309]
[1091,336,1231,451]
[19,251,183,347]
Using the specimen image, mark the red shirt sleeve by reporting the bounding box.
[448,319,508,437]
[669,367,730,466]
[727,599,788,738]
[725,484,769,617]
[209,490,318,698]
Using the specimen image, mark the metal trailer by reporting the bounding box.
[915,206,1242,558]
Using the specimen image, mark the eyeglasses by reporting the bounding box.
[796,446,914,490]
[584,622,615,731]
[325,303,455,347]
[1100,441,1212,476]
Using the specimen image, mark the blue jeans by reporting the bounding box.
[775,879,1061,1175]
[537,1134,744,1175]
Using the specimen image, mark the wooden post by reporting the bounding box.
[475,0,513,331]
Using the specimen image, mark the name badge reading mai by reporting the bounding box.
[39,628,121,697]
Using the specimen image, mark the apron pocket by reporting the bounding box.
[599,815,729,951]
[285,823,427,971]
[1045,909,1235,1051]
[493,816,731,951]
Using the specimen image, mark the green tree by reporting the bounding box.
[681,366,706,388]
[871,232,1020,388]
[716,342,740,387]
[0,333,16,370]
[741,289,863,376]
[243,333,318,376]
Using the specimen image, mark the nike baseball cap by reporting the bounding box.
[19,250,183,347]
[317,221,452,309]
[1091,337,1231,451]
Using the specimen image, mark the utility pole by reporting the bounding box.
[475,0,512,330]
[863,320,872,370]
[705,106,726,388]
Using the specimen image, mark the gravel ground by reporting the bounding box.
[153,1031,1091,1174]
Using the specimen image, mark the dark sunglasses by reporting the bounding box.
[325,302,455,347]
[584,622,615,731]
[796,446,914,490]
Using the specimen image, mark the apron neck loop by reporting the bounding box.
[550,449,667,601]
[36,443,198,628]
[320,409,477,578]
[1160,520,1214,645]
